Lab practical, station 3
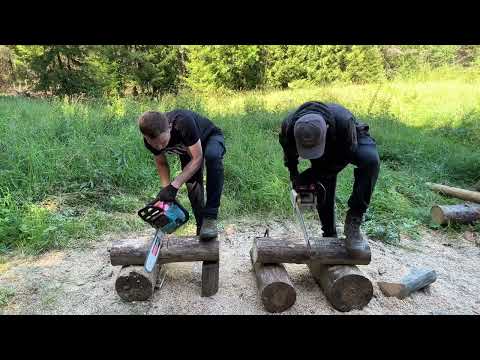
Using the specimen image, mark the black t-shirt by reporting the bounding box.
[143,110,222,157]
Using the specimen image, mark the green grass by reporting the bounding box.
[1,76,480,253]
[0,287,15,307]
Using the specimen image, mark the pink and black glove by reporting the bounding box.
[157,184,178,203]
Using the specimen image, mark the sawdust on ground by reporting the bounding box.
[1,219,479,315]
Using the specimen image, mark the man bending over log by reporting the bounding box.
[138,110,226,240]
[279,101,381,257]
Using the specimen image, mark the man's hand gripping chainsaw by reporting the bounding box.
[137,199,189,273]
[290,181,326,248]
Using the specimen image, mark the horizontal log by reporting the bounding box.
[426,182,480,204]
[431,203,480,225]
[251,237,370,265]
[250,248,296,313]
[110,236,219,266]
[378,268,437,299]
[308,262,373,312]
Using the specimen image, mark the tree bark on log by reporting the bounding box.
[110,236,219,266]
[378,268,437,299]
[201,261,219,297]
[251,237,371,265]
[426,182,480,204]
[307,262,373,312]
[115,264,161,302]
[249,248,296,313]
[431,203,480,225]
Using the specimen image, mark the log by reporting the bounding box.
[426,182,480,204]
[201,261,219,297]
[308,262,373,312]
[431,203,480,225]
[110,236,219,266]
[250,248,296,313]
[115,264,161,302]
[378,268,437,299]
[251,237,370,265]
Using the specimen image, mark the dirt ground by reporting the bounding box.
[1,219,479,315]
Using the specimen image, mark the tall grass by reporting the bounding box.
[1,77,480,253]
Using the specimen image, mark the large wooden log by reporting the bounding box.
[426,182,480,204]
[201,261,219,297]
[110,236,219,266]
[431,203,480,225]
[250,248,296,313]
[251,237,370,265]
[115,264,161,302]
[378,268,437,299]
[308,262,373,312]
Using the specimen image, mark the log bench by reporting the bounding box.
[110,235,219,302]
[250,236,373,313]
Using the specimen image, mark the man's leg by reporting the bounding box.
[344,136,380,256]
[295,167,339,238]
[316,174,338,237]
[180,155,205,236]
[199,134,226,240]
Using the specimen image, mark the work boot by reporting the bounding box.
[344,210,370,258]
[199,217,218,241]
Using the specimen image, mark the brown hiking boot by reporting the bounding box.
[344,210,370,258]
[199,218,218,241]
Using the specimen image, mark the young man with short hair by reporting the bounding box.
[138,110,226,240]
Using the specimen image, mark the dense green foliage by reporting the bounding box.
[2,45,479,97]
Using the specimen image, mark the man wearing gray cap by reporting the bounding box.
[279,101,380,257]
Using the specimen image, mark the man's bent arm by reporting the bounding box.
[155,153,171,187]
[171,140,203,189]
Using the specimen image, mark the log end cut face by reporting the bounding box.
[115,270,154,302]
[330,274,373,312]
[262,281,297,313]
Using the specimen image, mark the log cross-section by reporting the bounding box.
[431,203,480,225]
[308,262,373,312]
[378,268,437,299]
[250,248,296,313]
[115,264,161,302]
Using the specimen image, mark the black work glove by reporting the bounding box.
[289,169,299,187]
[156,184,178,203]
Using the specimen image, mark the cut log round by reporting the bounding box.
[308,262,373,312]
[110,236,219,266]
[115,264,160,302]
[250,248,296,313]
[431,203,480,225]
[378,268,436,299]
[426,182,480,204]
[252,237,370,265]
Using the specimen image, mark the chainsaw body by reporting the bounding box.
[138,200,190,273]
[291,183,318,209]
[138,200,189,233]
[290,182,325,248]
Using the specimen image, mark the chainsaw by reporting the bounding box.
[290,182,326,248]
[138,199,189,273]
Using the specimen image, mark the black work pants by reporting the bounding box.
[297,135,380,236]
[180,134,226,233]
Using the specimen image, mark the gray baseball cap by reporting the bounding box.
[294,113,327,159]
